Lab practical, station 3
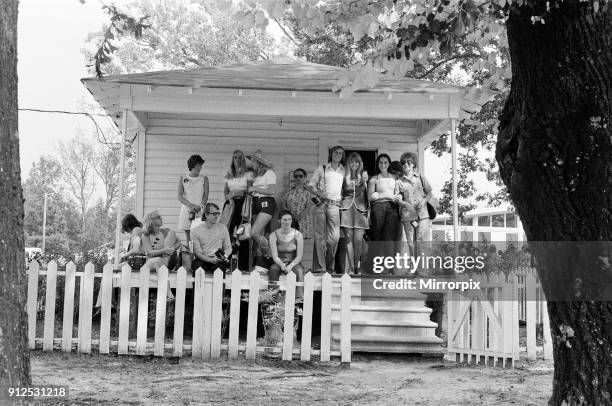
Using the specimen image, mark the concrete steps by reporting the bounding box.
[330,280,444,355]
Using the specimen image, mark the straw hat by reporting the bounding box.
[246,149,273,168]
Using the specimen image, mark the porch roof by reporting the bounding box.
[82,59,463,94]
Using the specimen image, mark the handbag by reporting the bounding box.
[420,175,437,220]
[235,223,251,241]
[241,195,252,220]
[127,254,147,270]
[219,199,234,226]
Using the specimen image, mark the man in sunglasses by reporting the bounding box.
[190,202,232,273]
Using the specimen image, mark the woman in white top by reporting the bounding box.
[367,153,402,273]
[177,154,209,246]
[222,150,252,270]
[246,149,277,268]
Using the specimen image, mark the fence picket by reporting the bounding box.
[340,273,351,364]
[210,269,224,359]
[118,265,132,355]
[135,266,150,355]
[542,299,553,360]
[99,263,114,354]
[202,271,214,359]
[525,272,537,361]
[62,262,76,352]
[282,272,296,361]
[27,261,40,349]
[192,268,205,359]
[173,268,187,357]
[43,261,58,351]
[228,270,242,359]
[245,271,260,360]
[78,263,95,354]
[319,273,332,362]
[300,272,314,361]
[154,266,169,357]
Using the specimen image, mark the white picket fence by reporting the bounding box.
[26,261,352,363]
[447,270,553,367]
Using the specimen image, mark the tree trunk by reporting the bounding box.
[497,3,612,404]
[0,0,31,392]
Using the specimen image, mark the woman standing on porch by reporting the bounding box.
[246,149,277,268]
[280,168,312,238]
[222,150,252,270]
[340,152,369,274]
[367,154,402,273]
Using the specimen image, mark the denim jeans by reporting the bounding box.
[312,204,340,272]
[369,200,400,260]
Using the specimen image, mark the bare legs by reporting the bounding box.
[249,212,272,269]
[343,227,365,273]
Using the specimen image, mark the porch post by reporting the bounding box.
[450,118,458,242]
[114,109,128,267]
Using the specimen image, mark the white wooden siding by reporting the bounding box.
[139,113,419,268]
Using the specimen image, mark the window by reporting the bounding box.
[460,231,473,243]
[478,232,491,249]
[506,213,517,228]
[506,233,518,243]
[492,214,505,228]
[461,216,473,226]
[478,216,491,227]
[432,229,447,241]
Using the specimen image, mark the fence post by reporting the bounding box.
[319,273,332,363]
[78,262,95,354]
[192,268,205,359]
[245,270,260,360]
[118,265,132,355]
[154,266,169,357]
[173,267,187,357]
[228,270,242,359]
[210,269,224,359]
[282,272,296,361]
[525,272,537,361]
[99,262,114,355]
[340,273,351,365]
[42,261,58,351]
[300,272,314,361]
[135,266,150,355]
[202,271,214,359]
[62,262,76,352]
[27,260,40,349]
[542,299,553,360]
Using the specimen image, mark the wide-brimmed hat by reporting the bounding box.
[246,149,273,168]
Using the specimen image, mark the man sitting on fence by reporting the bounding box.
[191,202,232,274]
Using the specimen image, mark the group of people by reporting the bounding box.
[119,146,434,281]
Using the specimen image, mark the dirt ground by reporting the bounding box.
[27,351,553,405]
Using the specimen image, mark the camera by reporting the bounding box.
[214,249,231,269]
[188,208,198,221]
[311,196,323,206]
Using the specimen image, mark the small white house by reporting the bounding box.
[82,59,482,269]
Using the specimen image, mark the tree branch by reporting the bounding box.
[273,17,300,48]
[415,53,480,79]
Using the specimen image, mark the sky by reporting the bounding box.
[18,0,108,173]
[17,0,472,201]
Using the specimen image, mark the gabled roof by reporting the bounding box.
[82,59,462,94]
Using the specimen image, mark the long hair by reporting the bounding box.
[229,150,247,178]
[121,214,142,233]
[142,211,160,235]
[373,153,392,176]
[345,152,364,182]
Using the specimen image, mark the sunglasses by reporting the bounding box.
[208,212,221,216]
[401,161,415,166]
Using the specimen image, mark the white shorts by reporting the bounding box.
[178,206,202,231]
